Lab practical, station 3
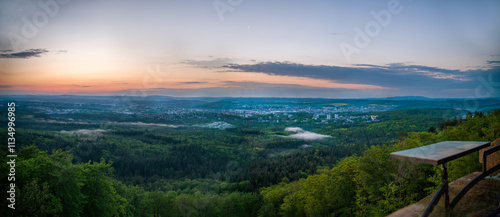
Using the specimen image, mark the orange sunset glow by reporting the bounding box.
[0,0,498,98]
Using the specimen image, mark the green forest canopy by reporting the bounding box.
[0,109,498,216]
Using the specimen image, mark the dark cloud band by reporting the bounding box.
[0,49,49,59]
[220,61,499,94]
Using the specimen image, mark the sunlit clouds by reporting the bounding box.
[0,0,499,97]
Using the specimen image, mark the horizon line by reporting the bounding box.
[0,94,498,100]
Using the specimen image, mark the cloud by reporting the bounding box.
[223,61,469,84]
[442,89,475,93]
[282,127,331,140]
[220,81,311,88]
[182,58,237,68]
[180,81,207,84]
[0,49,49,59]
[284,127,304,133]
[487,60,500,65]
[46,73,499,98]
[0,85,12,88]
[110,81,395,98]
[183,59,498,97]
[219,61,500,95]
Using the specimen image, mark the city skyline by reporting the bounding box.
[0,0,499,98]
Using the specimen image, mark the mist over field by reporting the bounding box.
[284,127,332,140]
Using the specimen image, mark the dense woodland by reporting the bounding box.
[1,107,498,216]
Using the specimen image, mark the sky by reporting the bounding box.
[0,0,499,98]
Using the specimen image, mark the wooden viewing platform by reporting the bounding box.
[390,140,500,217]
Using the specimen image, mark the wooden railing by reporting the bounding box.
[390,140,500,217]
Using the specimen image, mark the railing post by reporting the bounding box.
[441,163,450,216]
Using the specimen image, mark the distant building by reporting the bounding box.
[334,114,339,119]
[371,115,378,121]
[326,114,331,120]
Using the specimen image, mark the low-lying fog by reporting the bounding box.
[283,127,331,140]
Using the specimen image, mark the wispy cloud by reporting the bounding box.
[182,58,237,68]
[180,81,207,84]
[442,89,476,93]
[113,81,392,98]
[0,85,12,88]
[487,60,500,65]
[0,49,49,59]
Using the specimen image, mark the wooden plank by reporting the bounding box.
[390,141,490,165]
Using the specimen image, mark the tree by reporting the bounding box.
[80,159,125,217]
[16,146,85,217]
[428,126,437,134]
[18,179,62,217]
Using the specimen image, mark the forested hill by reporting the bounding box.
[259,109,500,216]
[0,109,499,216]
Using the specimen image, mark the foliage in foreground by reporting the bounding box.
[0,110,498,216]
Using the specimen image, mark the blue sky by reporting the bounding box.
[0,0,499,98]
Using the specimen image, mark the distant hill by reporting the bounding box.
[385,96,432,101]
